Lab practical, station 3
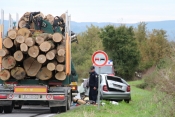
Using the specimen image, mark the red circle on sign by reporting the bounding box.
[92,50,108,67]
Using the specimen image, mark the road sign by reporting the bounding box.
[92,50,108,67]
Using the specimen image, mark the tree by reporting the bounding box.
[100,25,140,79]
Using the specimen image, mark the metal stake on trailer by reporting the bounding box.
[0,9,4,71]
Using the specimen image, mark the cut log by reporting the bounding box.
[37,54,46,63]
[16,35,25,43]
[20,43,28,52]
[25,37,35,47]
[17,28,31,38]
[2,56,16,69]
[47,61,57,71]
[56,55,65,63]
[8,29,17,39]
[55,72,66,81]
[52,33,63,42]
[3,37,13,48]
[46,49,56,60]
[0,48,9,57]
[28,46,39,58]
[0,70,10,81]
[23,57,42,76]
[57,44,65,56]
[44,14,54,25]
[39,41,55,52]
[11,67,26,80]
[14,50,23,61]
[56,64,65,72]
[35,33,50,45]
[60,13,66,24]
[22,12,30,21]
[36,67,52,80]
[18,20,27,28]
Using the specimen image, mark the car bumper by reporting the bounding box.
[101,91,131,100]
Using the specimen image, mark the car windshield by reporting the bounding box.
[95,66,113,74]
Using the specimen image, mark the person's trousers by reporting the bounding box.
[89,87,98,103]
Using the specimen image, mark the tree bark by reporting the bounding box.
[23,57,42,76]
[55,71,66,81]
[56,55,65,63]
[28,46,39,58]
[2,56,16,69]
[16,35,25,43]
[0,48,9,57]
[57,44,65,56]
[39,41,55,52]
[11,67,26,80]
[3,37,13,49]
[20,43,28,53]
[0,70,10,81]
[14,50,23,61]
[46,49,56,60]
[25,37,35,47]
[52,33,63,42]
[47,61,57,71]
[17,28,31,38]
[35,33,51,45]
[36,67,52,80]
[44,14,54,25]
[56,64,65,72]
[8,29,17,40]
[37,54,46,64]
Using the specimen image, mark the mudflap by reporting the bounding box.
[0,101,12,106]
[49,100,67,107]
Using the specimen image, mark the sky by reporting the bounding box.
[0,0,175,23]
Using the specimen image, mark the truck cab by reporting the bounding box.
[93,60,115,76]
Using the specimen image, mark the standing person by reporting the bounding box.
[88,66,98,103]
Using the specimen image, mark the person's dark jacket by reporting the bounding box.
[89,71,98,88]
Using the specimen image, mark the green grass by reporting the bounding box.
[55,80,158,117]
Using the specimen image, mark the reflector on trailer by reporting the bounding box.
[0,94,7,99]
[53,95,65,100]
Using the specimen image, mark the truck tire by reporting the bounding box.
[14,105,22,109]
[67,91,71,110]
[50,107,59,113]
[59,106,67,113]
[0,106,3,113]
[3,105,13,113]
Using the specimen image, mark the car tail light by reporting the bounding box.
[53,95,65,100]
[71,85,77,91]
[103,85,108,92]
[0,94,7,99]
[127,85,130,92]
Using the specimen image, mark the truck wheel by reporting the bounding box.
[59,106,67,113]
[0,106,3,113]
[3,105,13,113]
[67,91,71,110]
[14,105,22,109]
[50,107,59,113]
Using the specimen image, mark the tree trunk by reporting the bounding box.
[0,48,9,57]
[36,67,52,80]
[25,37,35,47]
[8,29,17,40]
[46,49,56,60]
[11,67,26,80]
[0,70,10,81]
[39,41,55,52]
[55,72,66,81]
[17,28,31,38]
[3,37,13,49]
[47,61,57,71]
[57,44,65,56]
[56,64,65,72]
[44,14,54,25]
[18,20,27,28]
[56,55,65,63]
[35,33,51,45]
[16,35,25,43]
[20,43,28,53]
[23,57,42,76]
[28,46,39,58]
[52,33,63,42]
[2,56,16,69]
[14,50,23,61]
[37,54,46,64]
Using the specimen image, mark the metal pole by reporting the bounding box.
[16,13,19,29]
[97,67,101,109]
[1,9,4,38]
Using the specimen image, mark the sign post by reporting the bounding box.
[92,50,108,110]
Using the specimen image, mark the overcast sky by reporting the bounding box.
[1,0,175,23]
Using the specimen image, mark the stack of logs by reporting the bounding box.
[0,13,67,81]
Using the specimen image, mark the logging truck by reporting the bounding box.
[0,11,79,113]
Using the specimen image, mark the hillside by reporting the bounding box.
[1,20,175,41]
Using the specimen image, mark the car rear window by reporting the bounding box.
[107,76,123,83]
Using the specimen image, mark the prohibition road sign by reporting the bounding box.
[92,50,108,67]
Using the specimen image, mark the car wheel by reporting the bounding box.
[124,99,130,103]
[0,106,3,113]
